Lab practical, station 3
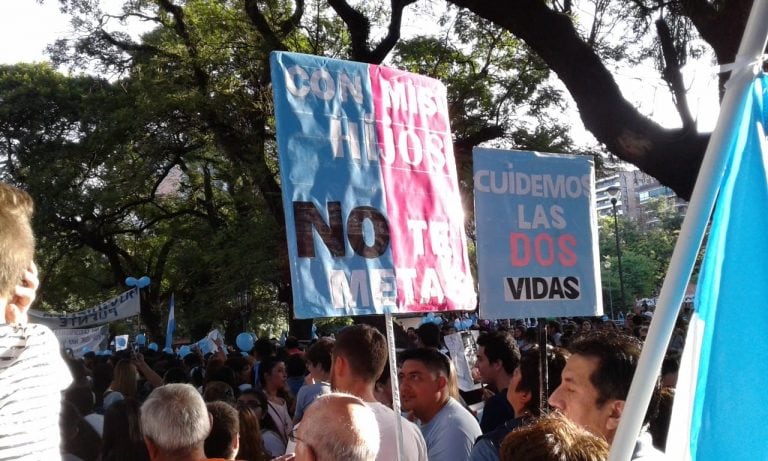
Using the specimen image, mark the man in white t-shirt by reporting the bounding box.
[0,182,73,460]
[331,324,428,461]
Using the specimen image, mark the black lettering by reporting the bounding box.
[564,276,580,299]
[532,277,548,299]
[505,277,529,300]
[549,277,564,299]
[293,201,345,257]
[347,206,390,258]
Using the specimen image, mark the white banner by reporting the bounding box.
[444,330,482,392]
[29,288,140,329]
[54,325,110,358]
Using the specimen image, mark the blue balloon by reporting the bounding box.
[137,276,151,288]
[135,334,146,346]
[148,342,158,351]
[426,312,435,320]
[236,332,254,352]
[125,277,138,287]
[163,346,173,354]
[82,346,91,353]
[432,316,442,325]
[178,345,191,358]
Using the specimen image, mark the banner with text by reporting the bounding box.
[474,148,602,319]
[29,288,140,329]
[54,325,110,358]
[271,51,476,318]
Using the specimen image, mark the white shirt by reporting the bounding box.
[367,401,428,461]
[0,323,73,460]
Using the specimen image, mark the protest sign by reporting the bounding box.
[474,148,602,319]
[29,288,140,329]
[444,330,481,392]
[54,325,109,358]
[271,51,475,318]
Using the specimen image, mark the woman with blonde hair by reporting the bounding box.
[103,359,138,409]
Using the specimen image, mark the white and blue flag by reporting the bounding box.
[165,294,176,351]
[666,74,768,460]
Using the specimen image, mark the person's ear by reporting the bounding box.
[436,374,448,391]
[605,399,625,432]
[233,433,240,453]
[519,390,532,405]
[144,437,159,459]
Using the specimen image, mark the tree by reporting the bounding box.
[27,0,574,335]
[444,0,755,200]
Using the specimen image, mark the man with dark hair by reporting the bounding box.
[548,331,664,460]
[332,325,427,461]
[399,347,481,460]
[205,401,239,460]
[475,331,519,432]
[294,337,334,423]
[470,347,568,461]
[415,322,443,350]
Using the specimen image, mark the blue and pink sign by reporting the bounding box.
[474,148,602,319]
[270,52,475,319]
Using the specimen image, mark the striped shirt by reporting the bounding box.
[0,323,72,460]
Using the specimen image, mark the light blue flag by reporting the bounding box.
[165,294,176,351]
[667,74,768,460]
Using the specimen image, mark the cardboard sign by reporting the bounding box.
[271,52,475,318]
[474,148,602,319]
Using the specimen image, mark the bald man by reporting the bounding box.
[275,392,380,461]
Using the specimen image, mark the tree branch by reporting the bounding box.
[655,18,695,130]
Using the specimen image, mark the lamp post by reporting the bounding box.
[236,290,253,332]
[603,259,614,319]
[606,186,627,314]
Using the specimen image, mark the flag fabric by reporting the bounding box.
[165,294,176,351]
[666,74,768,460]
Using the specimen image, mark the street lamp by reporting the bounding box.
[236,290,253,332]
[603,258,614,319]
[606,186,627,314]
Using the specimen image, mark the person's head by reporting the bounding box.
[475,331,520,388]
[162,366,189,385]
[331,324,387,390]
[253,338,275,360]
[373,361,393,408]
[236,388,265,416]
[205,401,240,460]
[0,182,34,308]
[64,382,96,416]
[111,359,138,397]
[305,337,335,378]
[258,356,287,392]
[203,380,236,406]
[398,347,451,422]
[548,331,645,442]
[507,347,568,417]
[141,383,212,460]
[292,393,379,461]
[102,397,149,461]
[60,400,102,461]
[236,406,266,461]
[499,413,610,461]
[225,356,252,385]
[415,322,442,348]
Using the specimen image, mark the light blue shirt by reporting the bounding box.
[420,398,482,461]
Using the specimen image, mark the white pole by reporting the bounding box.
[385,312,405,461]
[608,1,768,459]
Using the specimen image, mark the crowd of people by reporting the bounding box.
[0,179,684,461]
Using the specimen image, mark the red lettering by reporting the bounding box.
[558,234,577,266]
[510,233,530,266]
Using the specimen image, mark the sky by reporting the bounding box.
[0,1,71,64]
[0,1,720,137]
